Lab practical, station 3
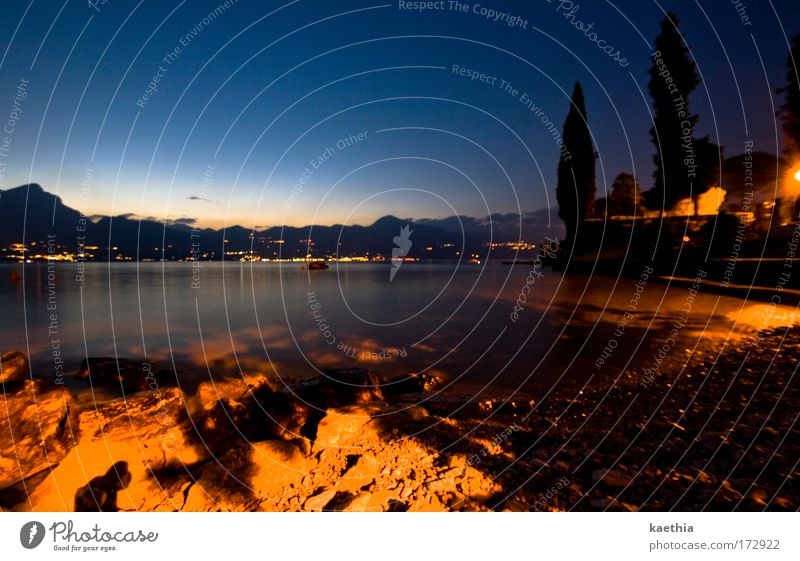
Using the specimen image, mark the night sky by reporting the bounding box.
[1,0,799,229]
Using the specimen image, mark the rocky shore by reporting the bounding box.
[0,329,797,512]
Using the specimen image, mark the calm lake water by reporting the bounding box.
[0,261,789,397]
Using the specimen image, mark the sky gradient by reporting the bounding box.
[1,0,799,228]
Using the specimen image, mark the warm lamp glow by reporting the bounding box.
[794,169,800,182]
[696,186,727,215]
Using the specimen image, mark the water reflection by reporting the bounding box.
[0,262,790,398]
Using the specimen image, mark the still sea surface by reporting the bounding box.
[0,261,785,398]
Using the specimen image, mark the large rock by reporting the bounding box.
[303,488,337,511]
[194,369,418,454]
[180,440,309,512]
[195,373,271,411]
[180,447,255,512]
[0,380,75,490]
[284,368,385,408]
[249,440,308,495]
[18,387,203,511]
[77,387,201,469]
[313,405,382,450]
[591,468,633,489]
[384,372,443,400]
[331,491,373,512]
[196,384,314,453]
[0,349,29,384]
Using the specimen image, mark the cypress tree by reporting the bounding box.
[779,31,800,161]
[646,12,702,212]
[557,82,596,243]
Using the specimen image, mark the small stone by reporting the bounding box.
[340,492,372,512]
[0,349,28,384]
[447,454,468,469]
[591,469,632,488]
[502,498,528,512]
[553,460,570,474]
[304,488,337,511]
[748,488,768,507]
[294,437,312,456]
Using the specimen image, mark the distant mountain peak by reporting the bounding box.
[23,183,45,193]
[3,183,45,195]
[370,215,407,227]
[0,184,565,260]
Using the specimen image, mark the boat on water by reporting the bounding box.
[303,260,329,270]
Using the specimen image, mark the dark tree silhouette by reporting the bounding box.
[608,173,642,216]
[646,12,709,212]
[557,82,596,243]
[722,151,784,195]
[593,197,608,219]
[779,31,800,161]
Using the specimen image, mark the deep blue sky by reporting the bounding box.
[1,0,799,228]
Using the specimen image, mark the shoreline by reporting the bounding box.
[1,320,797,511]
